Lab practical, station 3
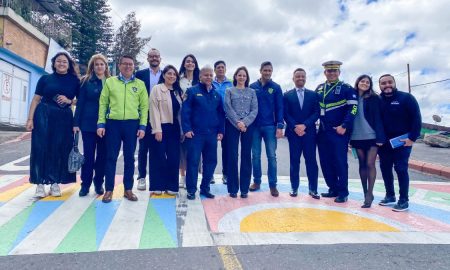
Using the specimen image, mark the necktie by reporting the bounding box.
[298,89,304,109]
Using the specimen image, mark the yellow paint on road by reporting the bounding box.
[41,183,79,201]
[218,246,243,270]
[0,183,31,202]
[240,208,399,232]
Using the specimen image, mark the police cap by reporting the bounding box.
[322,60,342,70]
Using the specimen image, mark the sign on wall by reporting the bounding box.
[2,73,12,101]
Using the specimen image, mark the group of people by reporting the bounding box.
[26,49,421,212]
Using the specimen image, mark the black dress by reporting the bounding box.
[30,73,80,184]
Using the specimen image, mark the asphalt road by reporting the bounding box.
[0,136,447,183]
[1,135,449,269]
[0,244,449,270]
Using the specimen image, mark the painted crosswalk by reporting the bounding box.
[0,174,450,256]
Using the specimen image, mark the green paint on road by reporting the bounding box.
[139,201,176,249]
[0,205,34,256]
[55,203,97,253]
[424,191,450,206]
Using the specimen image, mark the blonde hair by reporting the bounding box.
[81,54,111,84]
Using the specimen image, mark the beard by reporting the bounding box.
[382,87,397,96]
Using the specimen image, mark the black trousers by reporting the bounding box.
[148,123,180,192]
[287,132,318,192]
[80,131,106,190]
[225,120,254,194]
[104,119,138,192]
[378,144,412,202]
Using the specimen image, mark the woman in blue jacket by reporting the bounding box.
[350,75,385,208]
[73,54,111,196]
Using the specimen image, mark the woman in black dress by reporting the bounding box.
[74,54,110,196]
[26,52,80,198]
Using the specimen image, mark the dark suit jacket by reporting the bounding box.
[135,68,151,94]
[283,88,320,138]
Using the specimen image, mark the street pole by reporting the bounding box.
[407,63,411,93]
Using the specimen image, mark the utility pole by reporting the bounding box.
[407,63,411,93]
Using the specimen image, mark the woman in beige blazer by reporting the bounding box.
[148,65,183,195]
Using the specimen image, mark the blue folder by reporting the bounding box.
[389,133,409,148]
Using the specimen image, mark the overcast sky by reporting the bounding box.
[109,0,450,125]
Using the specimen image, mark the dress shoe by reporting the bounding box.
[361,201,372,208]
[200,191,215,199]
[289,190,298,197]
[123,190,138,201]
[240,193,248,199]
[95,186,105,195]
[79,186,89,197]
[249,183,260,192]
[321,191,338,198]
[334,196,348,203]
[229,193,237,198]
[102,191,113,203]
[309,191,320,200]
[187,193,196,200]
[270,187,279,197]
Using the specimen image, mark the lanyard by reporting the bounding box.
[322,81,340,104]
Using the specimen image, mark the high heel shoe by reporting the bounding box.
[361,194,374,208]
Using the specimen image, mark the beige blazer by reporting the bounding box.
[149,83,183,134]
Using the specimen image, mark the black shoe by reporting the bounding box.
[379,196,396,206]
[187,193,196,200]
[361,201,372,208]
[240,193,248,199]
[222,175,227,185]
[289,190,298,197]
[210,178,215,184]
[79,186,89,197]
[392,200,409,212]
[334,196,348,203]
[321,192,338,198]
[200,191,215,199]
[229,193,237,198]
[95,186,105,195]
[309,191,320,200]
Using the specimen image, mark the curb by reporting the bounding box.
[409,159,450,179]
[0,132,31,145]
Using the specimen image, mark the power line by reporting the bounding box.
[411,78,450,88]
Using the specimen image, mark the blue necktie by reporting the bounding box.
[297,89,304,109]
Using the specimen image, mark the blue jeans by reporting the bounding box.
[251,125,277,187]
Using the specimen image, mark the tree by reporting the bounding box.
[59,0,114,71]
[112,11,151,71]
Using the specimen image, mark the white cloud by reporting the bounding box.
[109,0,450,125]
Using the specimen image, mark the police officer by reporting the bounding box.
[182,65,225,200]
[316,61,358,203]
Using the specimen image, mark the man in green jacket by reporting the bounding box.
[97,55,149,203]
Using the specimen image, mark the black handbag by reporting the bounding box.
[68,131,85,173]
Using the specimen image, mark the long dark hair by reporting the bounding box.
[179,54,200,85]
[233,66,250,87]
[158,65,183,97]
[51,52,80,78]
[354,74,376,98]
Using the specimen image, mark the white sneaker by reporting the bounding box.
[151,190,162,195]
[50,183,61,197]
[35,184,46,198]
[179,176,186,188]
[137,178,146,191]
[166,190,178,196]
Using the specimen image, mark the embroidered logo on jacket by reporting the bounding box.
[268,88,274,94]
[132,87,138,93]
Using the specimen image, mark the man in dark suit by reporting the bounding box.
[283,68,320,199]
[135,48,162,191]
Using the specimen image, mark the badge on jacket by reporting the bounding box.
[132,87,138,93]
[268,88,274,94]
